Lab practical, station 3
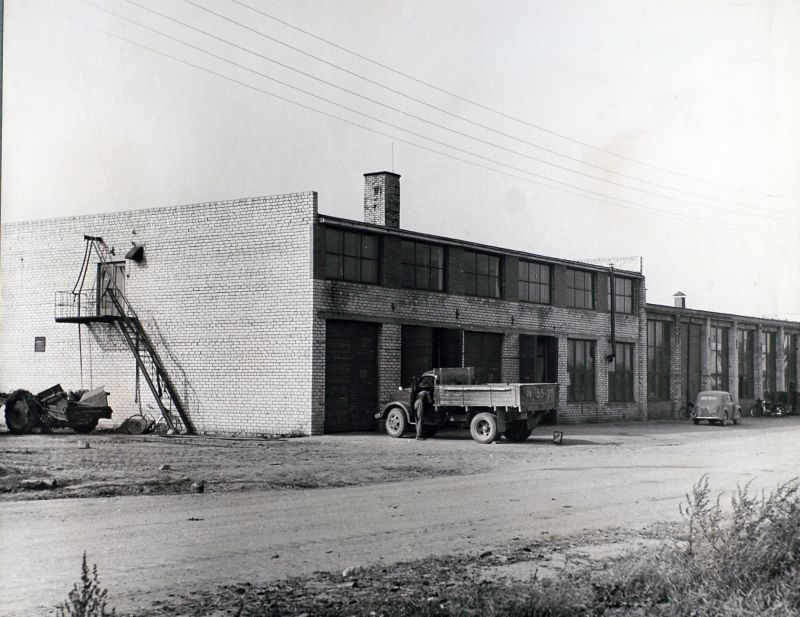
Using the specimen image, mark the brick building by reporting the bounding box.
[646,300,800,419]
[0,171,797,434]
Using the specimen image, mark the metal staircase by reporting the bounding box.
[55,235,194,435]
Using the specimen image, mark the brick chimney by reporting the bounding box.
[364,172,400,229]
[674,291,686,308]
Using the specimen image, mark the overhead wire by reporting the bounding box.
[54,4,777,234]
[227,0,799,203]
[177,0,794,216]
[79,0,798,223]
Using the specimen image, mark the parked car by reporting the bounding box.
[691,390,741,426]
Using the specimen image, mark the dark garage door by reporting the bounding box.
[325,320,380,433]
[401,326,463,387]
[464,331,503,383]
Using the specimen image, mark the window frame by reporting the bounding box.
[608,276,635,314]
[324,228,380,285]
[763,331,777,396]
[567,339,596,402]
[784,333,797,392]
[608,341,634,402]
[401,240,445,292]
[518,260,551,304]
[463,250,502,299]
[565,268,594,310]
[647,320,671,401]
[737,330,754,399]
[709,326,729,391]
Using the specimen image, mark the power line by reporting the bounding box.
[107,0,798,222]
[56,5,775,234]
[178,0,794,217]
[228,0,799,204]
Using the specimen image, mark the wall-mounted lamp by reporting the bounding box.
[125,243,145,263]
[455,309,460,320]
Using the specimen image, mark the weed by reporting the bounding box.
[56,553,116,617]
[612,476,800,615]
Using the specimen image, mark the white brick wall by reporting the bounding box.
[1,193,318,435]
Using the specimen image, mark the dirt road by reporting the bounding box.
[2,418,799,616]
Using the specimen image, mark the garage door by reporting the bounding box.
[325,320,380,433]
[464,331,503,383]
[401,326,433,389]
[401,326,463,387]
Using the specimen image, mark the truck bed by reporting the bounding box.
[435,383,557,411]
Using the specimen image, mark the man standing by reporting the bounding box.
[414,385,433,440]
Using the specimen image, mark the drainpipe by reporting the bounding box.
[606,265,616,362]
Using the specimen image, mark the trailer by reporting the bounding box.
[377,367,558,444]
[2,385,113,434]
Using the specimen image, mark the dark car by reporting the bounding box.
[691,390,741,426]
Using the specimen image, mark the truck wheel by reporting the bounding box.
[470,412,497,444]
[504,421,532,442]
[4,390,42,434]
[71,419,99,434]
[384,407,407,438]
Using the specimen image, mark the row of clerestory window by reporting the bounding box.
[323,227,634,312]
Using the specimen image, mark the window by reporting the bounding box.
[464,250,501,298]
[567,339,595,402]
[566,269,593,309]
[709,326,729,391]
[608,276,634,314]
[608,342,634,402]
[401,241,445,291]
[647,320,670,401]
[763,332,777,396]
[737,330,754,399]
[519,260,551,304]
[325,228,379,284]
[784,334,797,392]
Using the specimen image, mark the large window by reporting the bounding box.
[518,260,551,304]
[567,339,595,402]
[401,240,444,291]
[566,269,594,310]
[464,251,501,298]
[737,330,754,399]
[647,320,670,401]
[608,277,634,314]
[325,228,379,284]
[785,334,797,392]
[608,342,634,402]
[763,332,777,396]
[709,326,729,391]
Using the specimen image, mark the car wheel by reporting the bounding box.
[384,407,407,438]
[470,412,497,444]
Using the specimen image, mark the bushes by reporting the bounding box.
[609,476,800,616]
[56,553,116,617]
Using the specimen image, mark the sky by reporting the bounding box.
[3,0,799,320]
